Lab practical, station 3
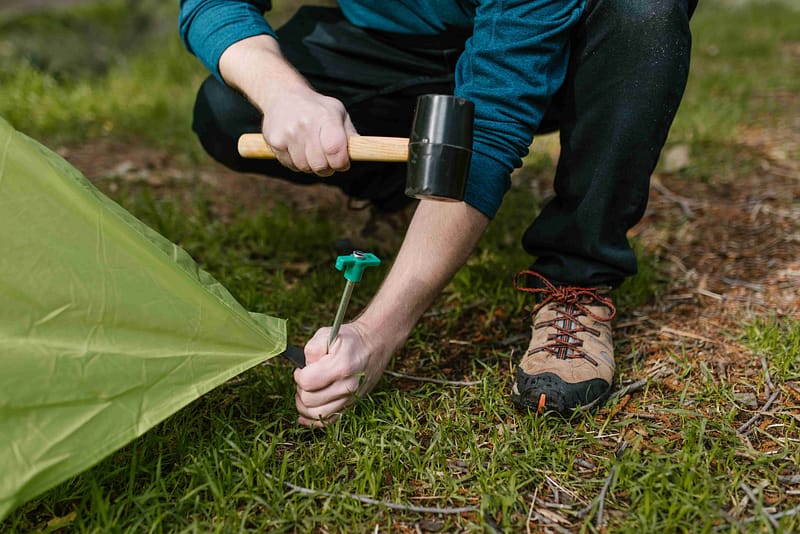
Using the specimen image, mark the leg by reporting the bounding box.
[512,0,694,415]
[191,6,463,212]
[523,0,694,287]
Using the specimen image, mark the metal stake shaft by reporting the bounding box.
[328,280,355,351]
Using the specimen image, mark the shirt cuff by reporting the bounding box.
[462,151,511,219]
[184,3,277,81]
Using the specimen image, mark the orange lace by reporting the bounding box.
[513,270,616,363]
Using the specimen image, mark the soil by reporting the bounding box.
[53,139,350,215]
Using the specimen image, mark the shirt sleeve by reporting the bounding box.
[455,0,585,218]
[179,0,276,81]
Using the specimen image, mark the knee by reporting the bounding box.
[589,0,692,79]
[192,76,261,171]
[614,0,692,46]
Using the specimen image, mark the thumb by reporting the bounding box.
[304,327,331,365]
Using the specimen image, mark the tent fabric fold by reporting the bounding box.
[0,117,286,520]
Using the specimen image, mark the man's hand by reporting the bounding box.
[219,34,356,176]
[294,321,394,427]
[259,85,357,176]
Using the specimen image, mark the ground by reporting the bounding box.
[51,111,799,530]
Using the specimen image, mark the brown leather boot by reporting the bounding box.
[511,270,617,415]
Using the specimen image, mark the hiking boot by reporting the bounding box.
[511,270,617,415]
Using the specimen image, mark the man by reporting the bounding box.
[180,0,696,426]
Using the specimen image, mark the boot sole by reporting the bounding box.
[511,370,611,416]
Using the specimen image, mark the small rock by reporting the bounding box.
[109,160,135,178]
[418,519,445,532]
[734,392,758,409]
[662,144,691,174]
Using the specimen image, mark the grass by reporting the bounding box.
[0,0,329,158]
[0,1,203,155]
[668,0,800,144]
[2,0,800,531]
[743,317,800,382]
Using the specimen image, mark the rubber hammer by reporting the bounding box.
[237,94,474,201]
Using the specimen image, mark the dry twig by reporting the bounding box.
[526,488,538,534]
[608,378,650,403]
[739,482,780,531]
[760,356,775,394]
[576,463,618,529]
[651,177,697,218]
[529,512,574,534]
[383,370,482,386]
[660,326,746,353]
[737,390,781,434]
[265,474,477,515]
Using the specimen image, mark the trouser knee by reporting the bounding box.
[191,76,262,173]
[591,0,693,54]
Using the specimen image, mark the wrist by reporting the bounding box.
[353,308,414,356]
[219,35,310,110]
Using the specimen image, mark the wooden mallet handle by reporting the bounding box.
[237,134,409,162]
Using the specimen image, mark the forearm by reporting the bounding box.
[294,180,489,426]
[356,200,490,350]
[218,34,310,112]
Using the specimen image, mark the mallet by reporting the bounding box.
[237,94,475,201]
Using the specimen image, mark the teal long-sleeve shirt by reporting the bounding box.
[179,0,585,219]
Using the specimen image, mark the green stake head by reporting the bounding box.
[335,250,381,282]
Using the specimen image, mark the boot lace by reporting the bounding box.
[513,270,616,364]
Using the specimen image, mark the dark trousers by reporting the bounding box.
[192,0,695,287]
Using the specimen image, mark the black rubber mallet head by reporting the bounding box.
[237,94,474,202]
[404,94,474,201]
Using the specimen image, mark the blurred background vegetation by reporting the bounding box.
[0,1,342,157]
[2,0,798,156]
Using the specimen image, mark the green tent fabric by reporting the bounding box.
[0,117,286,520]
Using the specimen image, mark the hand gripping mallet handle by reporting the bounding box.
[328,251,381,353]
[237,94,475,202]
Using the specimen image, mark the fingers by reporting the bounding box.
[293,324,381,428]
[295,375,361,426]
[294,338,360,392]
[318,119,350,173]
[343,114,358,138]
[293,330,360,426]
[298,411,341,428]
[296,373,361,409]
[261,93,354,176]
[302,327,330,367]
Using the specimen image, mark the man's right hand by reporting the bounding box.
[259,86,357,176]
[219,34,357,177]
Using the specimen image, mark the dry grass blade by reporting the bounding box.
[737,390,781,434]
